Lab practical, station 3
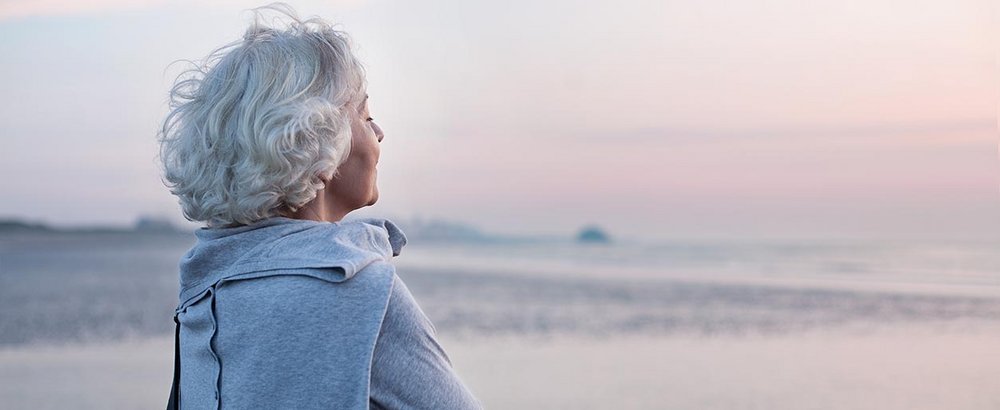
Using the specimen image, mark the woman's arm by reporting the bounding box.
[369,274,484,409]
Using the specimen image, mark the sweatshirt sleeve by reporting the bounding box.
[369,274,484,410]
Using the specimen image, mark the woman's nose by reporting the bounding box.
[373,122,384,142]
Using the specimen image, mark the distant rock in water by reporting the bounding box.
[576,225,611,244]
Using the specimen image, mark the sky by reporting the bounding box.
[0,0,997,240]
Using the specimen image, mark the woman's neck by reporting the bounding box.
[287,188,352,223]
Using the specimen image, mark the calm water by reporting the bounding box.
[1,230,999,346]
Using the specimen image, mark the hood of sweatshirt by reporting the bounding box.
[176,216,407,311]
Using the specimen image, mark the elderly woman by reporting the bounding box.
[158,4,482,409]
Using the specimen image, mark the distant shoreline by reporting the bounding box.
[0,218,188,235]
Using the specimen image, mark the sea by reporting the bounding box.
[2,228,1000,408]
[2,228,999,345]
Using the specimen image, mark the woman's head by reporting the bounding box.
[159,3,380,227]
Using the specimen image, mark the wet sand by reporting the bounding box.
[3,325,999,409]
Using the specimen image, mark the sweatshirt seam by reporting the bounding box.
[176,262,364,312]
[367,270,398,406]
[178,258,363,298]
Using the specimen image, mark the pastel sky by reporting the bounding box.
[0,0,996,239]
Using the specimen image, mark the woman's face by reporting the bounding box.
[328,95,384,210]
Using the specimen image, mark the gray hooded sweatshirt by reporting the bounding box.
[175,216,482,409]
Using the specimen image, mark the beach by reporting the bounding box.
[3,324,1000,409]
[2,231,1000,409]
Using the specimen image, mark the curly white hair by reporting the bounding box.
[158,3,367,227]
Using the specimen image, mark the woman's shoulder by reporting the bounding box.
[381,274,439,338]
[370,273,485,409]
